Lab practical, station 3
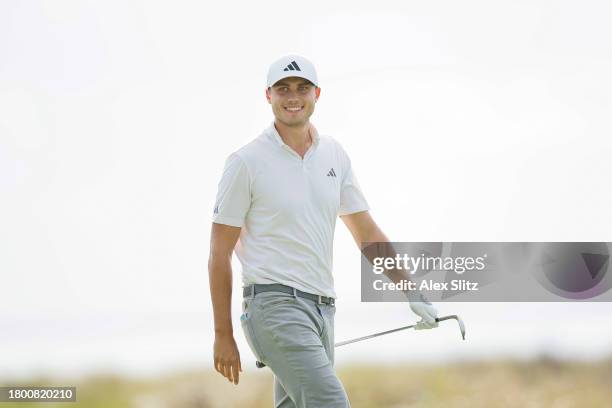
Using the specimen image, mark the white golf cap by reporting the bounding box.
[266,54,319,88]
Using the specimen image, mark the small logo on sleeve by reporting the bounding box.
[213,205,219,215]
[326,168,337,177]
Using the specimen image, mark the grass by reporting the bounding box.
[2,358,612,407]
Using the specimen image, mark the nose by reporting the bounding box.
[285,90,301,100]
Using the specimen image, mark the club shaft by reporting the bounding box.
[334,324,416,347]
[334,315,456,347]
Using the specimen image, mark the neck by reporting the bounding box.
[274,120,312,155]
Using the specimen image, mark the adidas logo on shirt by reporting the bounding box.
[326,168,337,177]
[283,61,301,72]
[213,205,219,215]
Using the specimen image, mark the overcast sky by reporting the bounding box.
[1,0,612,379]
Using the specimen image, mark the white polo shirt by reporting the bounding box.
[212,123,369,298]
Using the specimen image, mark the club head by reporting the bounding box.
[455,316,466,340]
[436,314,466,340]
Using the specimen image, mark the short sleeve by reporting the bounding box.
[212,153,251,227]
[338,147,370,216]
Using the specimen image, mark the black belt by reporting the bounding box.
[243,283,335,306]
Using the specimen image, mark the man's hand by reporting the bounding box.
[214,333,242,385]
[408,292,439,330]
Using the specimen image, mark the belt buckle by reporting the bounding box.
[317,295,323,305]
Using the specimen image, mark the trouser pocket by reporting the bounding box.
[240,303,266,363]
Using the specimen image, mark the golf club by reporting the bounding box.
[255,314,466,368]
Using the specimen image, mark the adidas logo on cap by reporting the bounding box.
[283,61,301,72]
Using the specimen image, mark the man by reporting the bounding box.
[208,54,438,407]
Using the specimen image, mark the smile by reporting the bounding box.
[284,106,304,112]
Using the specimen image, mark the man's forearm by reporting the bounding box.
[208,255,234,336]
[358,228,414,288]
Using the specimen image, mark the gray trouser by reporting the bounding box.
[241,290,351,408]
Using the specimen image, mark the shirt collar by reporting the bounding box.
[267,122,320,148]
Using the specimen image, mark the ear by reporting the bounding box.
[315,87,321,102]
[265,88,272,104]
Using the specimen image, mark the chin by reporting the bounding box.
[277,116,306,127]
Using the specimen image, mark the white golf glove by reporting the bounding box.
[408,292,439,330]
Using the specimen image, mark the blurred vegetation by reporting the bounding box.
[2,357,612,407]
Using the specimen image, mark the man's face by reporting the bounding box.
[266,77,321,127]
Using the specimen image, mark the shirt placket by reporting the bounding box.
[282,143,316,172]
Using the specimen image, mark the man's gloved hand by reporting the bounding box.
[408,292,439,330]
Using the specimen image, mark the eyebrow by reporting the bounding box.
[273,80,312,87]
